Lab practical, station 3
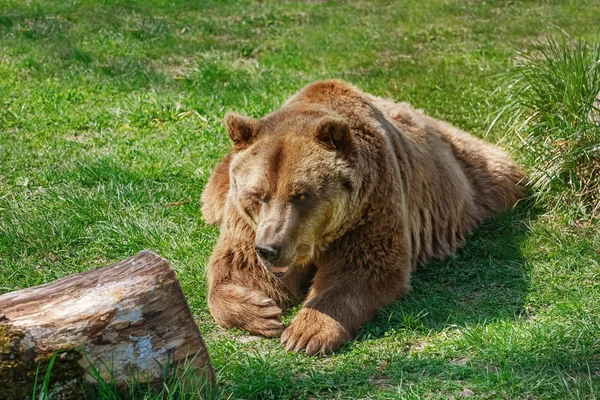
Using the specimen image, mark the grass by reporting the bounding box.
[1,0,599,398]
[32,351,217,399]
[492,29,600,219]
[84,353,217,400]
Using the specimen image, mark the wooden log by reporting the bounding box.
[0,250,215,399]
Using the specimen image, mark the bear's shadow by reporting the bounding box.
[356,202,535,341]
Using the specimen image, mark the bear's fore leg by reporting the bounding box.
[281,262,410,355]
[209,283,285,337]
[207,236,308,337]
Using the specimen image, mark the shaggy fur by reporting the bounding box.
[201,80,526,355]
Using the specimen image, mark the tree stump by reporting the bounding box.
[0,250,215,399]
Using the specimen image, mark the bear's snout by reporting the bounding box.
[255,244,282,263]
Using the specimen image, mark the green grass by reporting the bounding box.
[32,350,217,399]
[1,0,599,398]
[492,29,600,219]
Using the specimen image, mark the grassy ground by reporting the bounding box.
[1,0,599,398]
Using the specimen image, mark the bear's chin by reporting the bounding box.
[270,266,289,278]
[258,257,291,278]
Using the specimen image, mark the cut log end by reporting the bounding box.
[0,250,215,399]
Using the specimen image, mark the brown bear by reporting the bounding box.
[201,80,526,356]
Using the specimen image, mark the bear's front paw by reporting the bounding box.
[281,308,352,356]
[209,284,284,337]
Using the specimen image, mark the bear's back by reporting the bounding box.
[370,96,526,267]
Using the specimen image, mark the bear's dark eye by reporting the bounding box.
[293,193,309,203]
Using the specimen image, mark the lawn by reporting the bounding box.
[1,0,599,398]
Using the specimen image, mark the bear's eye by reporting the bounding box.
[293,193,309,203]
[248,192,268,204]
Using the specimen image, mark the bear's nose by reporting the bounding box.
[255,244,281,263]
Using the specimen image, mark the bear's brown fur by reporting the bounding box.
[202,80,526,355]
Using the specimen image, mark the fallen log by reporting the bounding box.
[0,250,215,399]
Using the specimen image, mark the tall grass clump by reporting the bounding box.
[493,30,600,219]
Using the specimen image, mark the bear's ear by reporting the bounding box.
[314,116,357,157]
[225,112,258,148]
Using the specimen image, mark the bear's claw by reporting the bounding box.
[210,284,284,337]
[281,308,351,356]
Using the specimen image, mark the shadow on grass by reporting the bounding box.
[359,200,537,339]
[223,337,598,399]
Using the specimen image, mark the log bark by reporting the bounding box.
[0,250,215,399]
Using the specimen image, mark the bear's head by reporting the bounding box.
[225,107,359,277]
